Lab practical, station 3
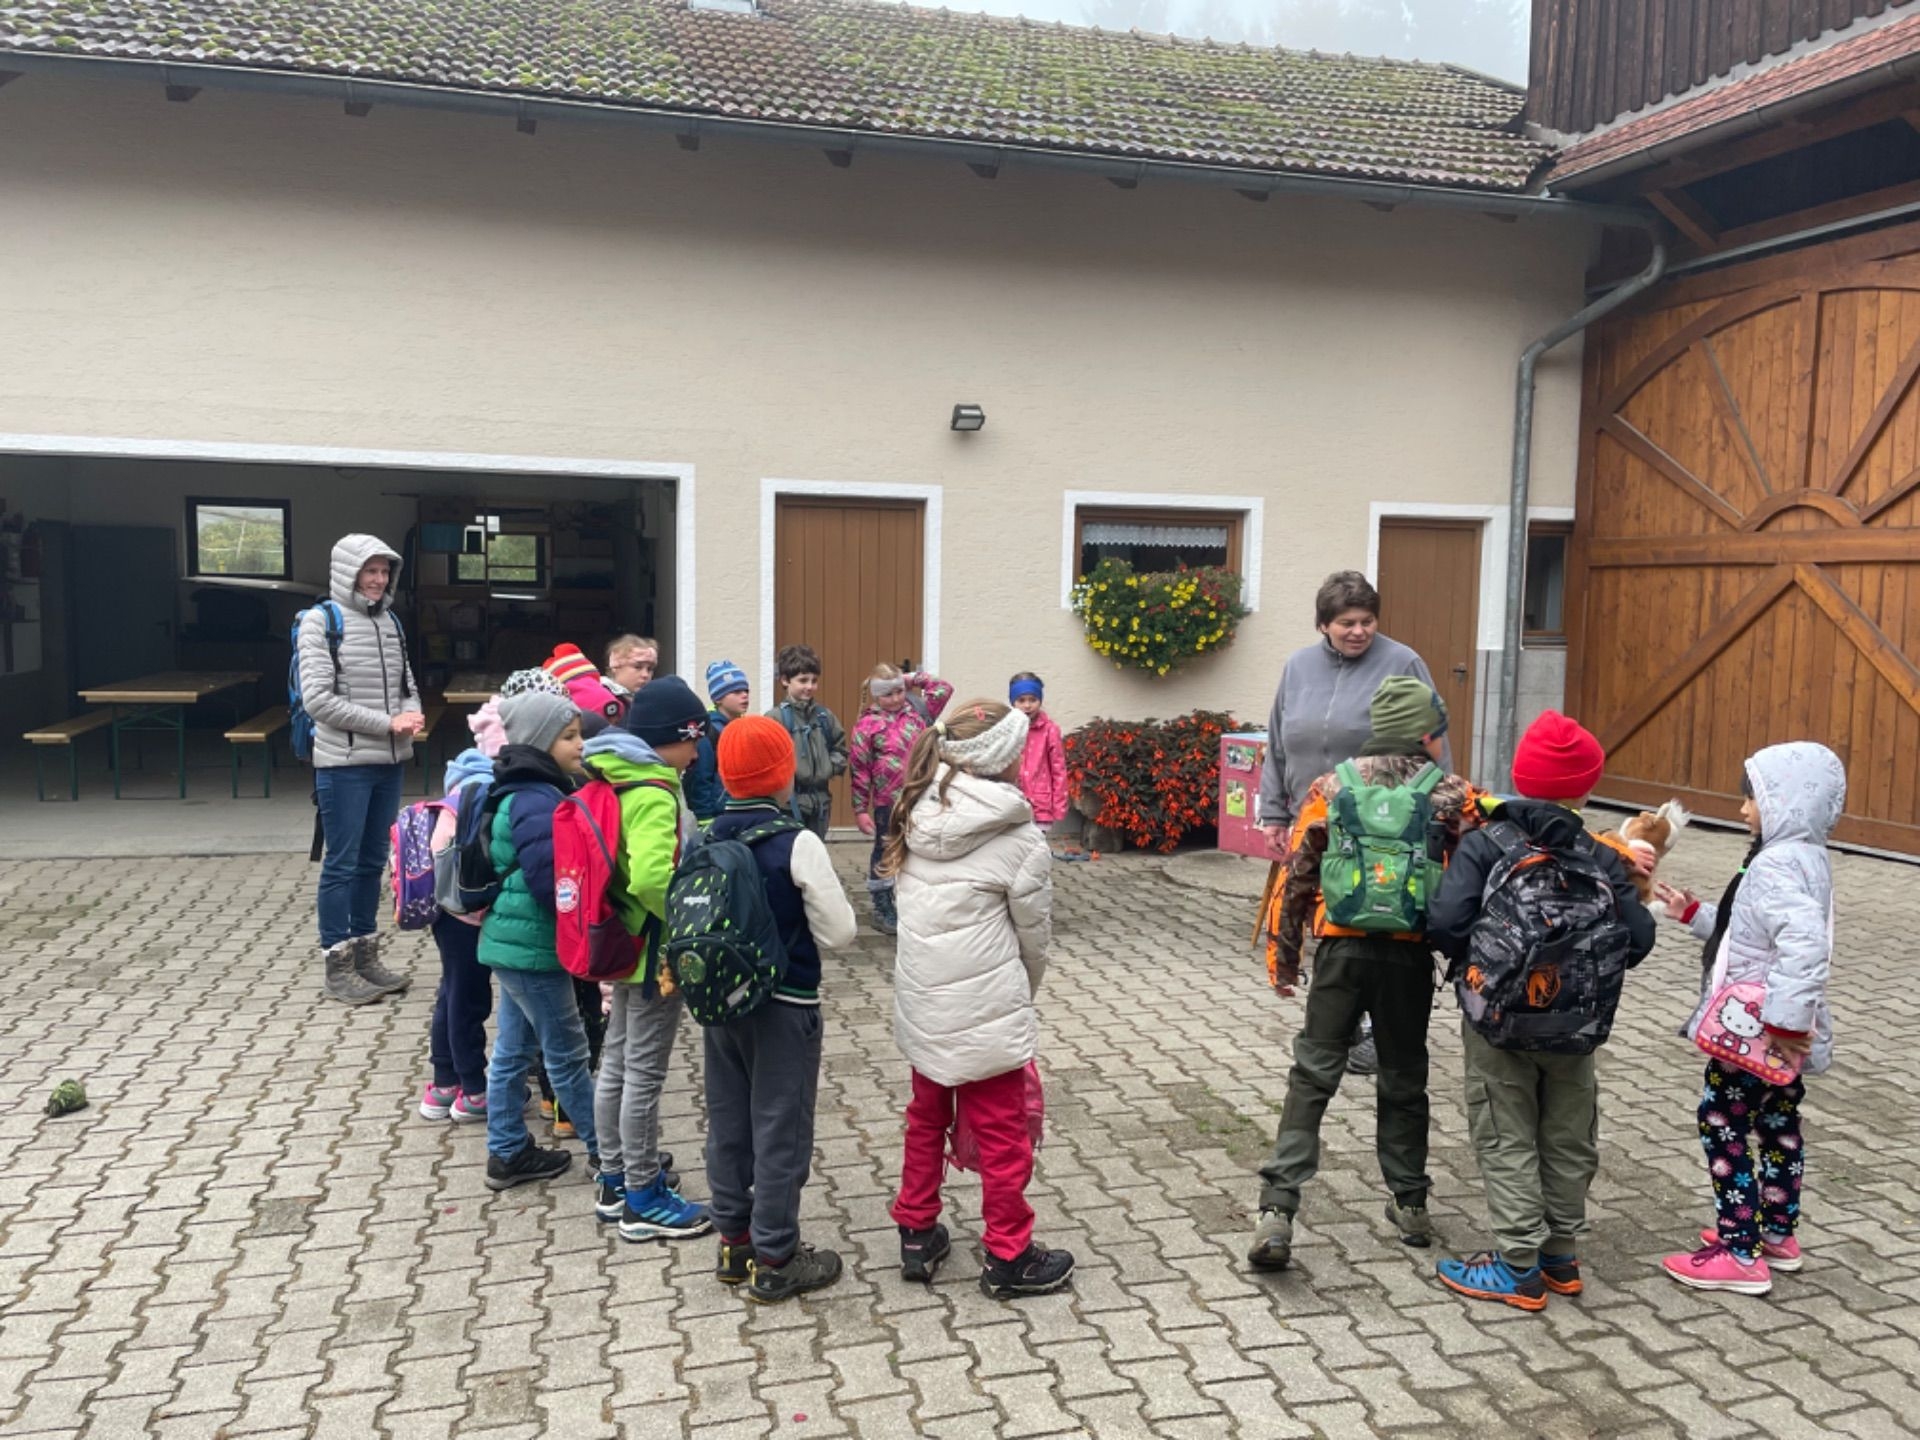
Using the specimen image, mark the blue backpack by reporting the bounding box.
[289,600,411,762]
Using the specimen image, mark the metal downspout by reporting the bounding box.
[1493,225,1666,789]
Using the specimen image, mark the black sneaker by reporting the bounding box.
[900,1224,951,1283]
[980,1242,1075,1299]
[747,1244,844,1304]
[486,1142,572,1191]
[595,1174,625,1223]
[716,1237,753,1286]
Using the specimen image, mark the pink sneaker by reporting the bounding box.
[1662,1242,1771,1295]
[1698,1227,1802,1272]
[419,1083,457,1121]
[450,1091,489,1124]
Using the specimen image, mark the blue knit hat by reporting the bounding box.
[705,659,749,704]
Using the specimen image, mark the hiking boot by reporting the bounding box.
[323,942,384,1006]
[1436,1251,1548,1312]
[716,1236,753,1286]
[419,1083,458,1121]
[1346,1028,1379,1076]
[1540,1253,1583,1296]
[1661,1242,1772,1296]
[595,1174,625,1223]
[980,1242,1075,1299]
[900,1224,951,1283]
[748,1244,843,1304]
[871,888,899,937]
[352,935,409,995]
[538,1097,555,1122]
[618,1174,713,1243]
[485,1142,572,1191]
[1384,1197,1434,1248]
[1700,1227,1802,1272]
[449,1091,488,1124]
[1247,1209,1294,1272]
[552,1099,577,1142]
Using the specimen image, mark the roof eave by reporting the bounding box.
[0,49,1654,226]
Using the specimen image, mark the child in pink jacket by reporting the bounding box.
[850,664,951,936]
[1010,673,1069,830]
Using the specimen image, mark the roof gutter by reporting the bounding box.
[1549,44,1920,192]
[1494,213,1666,790]
[0,50,1657,225]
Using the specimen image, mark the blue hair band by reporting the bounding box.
[1010,678,1044,703]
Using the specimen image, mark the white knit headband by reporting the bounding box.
[938,707,1030,777]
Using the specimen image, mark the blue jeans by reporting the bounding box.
[315,762,406,948]
[488,967,600,1162]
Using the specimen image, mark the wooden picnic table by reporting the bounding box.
[76,671,261,798]
[442,673,508,705]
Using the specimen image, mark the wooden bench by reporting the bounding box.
[24,711,115,802]
[225,705,290,798]
[415,705,448,794]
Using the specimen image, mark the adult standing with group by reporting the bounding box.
[301,533,424,1006]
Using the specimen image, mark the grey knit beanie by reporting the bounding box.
[499,691,578,752]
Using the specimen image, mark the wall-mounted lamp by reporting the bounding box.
[950,404,986,432]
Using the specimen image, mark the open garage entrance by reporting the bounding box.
[0,440,688,837]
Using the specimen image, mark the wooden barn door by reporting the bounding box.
[773,497,925,828]
[1376,519,1481,778]
[1569,225,1920,853]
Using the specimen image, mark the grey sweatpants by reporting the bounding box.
[593,986,685,1191]
[704,1001,824,1264]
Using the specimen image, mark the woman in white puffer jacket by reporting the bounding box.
[882,699,1074,1300]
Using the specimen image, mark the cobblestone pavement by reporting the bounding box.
[2,823,1917,1439]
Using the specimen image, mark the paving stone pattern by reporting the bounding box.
[1,825,1916,1438]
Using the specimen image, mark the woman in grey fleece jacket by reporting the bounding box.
[298,533,424,1005]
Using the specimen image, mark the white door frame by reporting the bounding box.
[759,479,943,703]
[0,431,699,680]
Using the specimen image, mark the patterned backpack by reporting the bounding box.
[662,819,803,1025]
[390,798,456,930]
[1455,820,1635,1055]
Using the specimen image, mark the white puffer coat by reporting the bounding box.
[893,765,1052,1088]
[296,534,421,769]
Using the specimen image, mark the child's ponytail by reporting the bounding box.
[878,699,1019,878]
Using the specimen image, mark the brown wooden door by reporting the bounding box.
[773,497,925,827]
[1569,224,1920,853]
[1375,519,1481,777]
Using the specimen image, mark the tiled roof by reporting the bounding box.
[0,0,1551,190]
[1551,9,1920,184]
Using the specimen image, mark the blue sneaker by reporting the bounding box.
[618,1174,713,1243]
[595,1174,625,1224]
[1436,1251,1548,1312]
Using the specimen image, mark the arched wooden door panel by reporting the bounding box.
[1569,228,1920,853]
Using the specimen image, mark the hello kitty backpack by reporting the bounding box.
[1694,981,1803,1085]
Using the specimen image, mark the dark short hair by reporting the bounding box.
[776,643,822,681]
[1315,570,1381,628]
[1010,670,1042,685]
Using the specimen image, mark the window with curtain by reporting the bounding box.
[1075,506,1243,578]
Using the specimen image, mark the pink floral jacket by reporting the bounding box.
[1018,710,1069,825]
[850,675,953,815]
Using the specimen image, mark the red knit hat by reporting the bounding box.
[717,713,797,799]
[544,644,599,687]
[1511,710,1605,802]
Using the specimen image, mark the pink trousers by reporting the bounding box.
[890,1066,1035,1262]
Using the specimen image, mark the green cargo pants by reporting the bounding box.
[1459,1019,1599,1271]
[1257,936,1435,1217]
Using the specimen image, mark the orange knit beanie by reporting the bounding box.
[717,713,797,799]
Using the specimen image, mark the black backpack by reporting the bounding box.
[663,819,803,1026]
[1454,820,1634,1056]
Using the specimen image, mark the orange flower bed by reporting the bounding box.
[1064,709,1236,853]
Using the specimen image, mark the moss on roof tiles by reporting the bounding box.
[0,0,1549,189]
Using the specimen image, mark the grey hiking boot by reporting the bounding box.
[352,935,409,995]
[1247,1209,1294,1271]
[323,942,383,1006]
[1384,1197,1434,1248]
[1346,1024,1379,1076]
[871,887,899,937]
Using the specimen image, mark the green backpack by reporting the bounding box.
[1319,760,1444,933]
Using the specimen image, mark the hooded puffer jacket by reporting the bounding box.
[1683,742,1846,1074]
[297,534,422,768]
[893,766,1052,1088]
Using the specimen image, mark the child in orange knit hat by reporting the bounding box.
[702,715,857,1303]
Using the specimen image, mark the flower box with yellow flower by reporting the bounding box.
[1069,559,1248,675]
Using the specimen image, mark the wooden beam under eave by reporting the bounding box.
[1630,81,1920,197]
[1647,188,1719,250]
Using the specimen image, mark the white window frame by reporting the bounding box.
[758,478,944,705]
[1059,489,1264,611]
[0,431,698,680]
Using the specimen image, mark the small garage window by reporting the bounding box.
[1075,506,1243,579]
[1524,522,1572,643]
[186,497,292,580]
